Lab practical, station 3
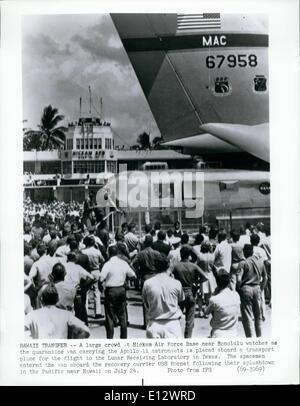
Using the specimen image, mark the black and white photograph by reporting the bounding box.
[22,12,272,340]
[0,0,298,389]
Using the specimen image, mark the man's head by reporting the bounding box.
[256,222,264,232]
[115,232,125,242]
[181,233,189,245]
[157,230,166,241]
[108,245,118,258]
[75,232,83,244]
[144,235,153,248]
[250,234,260,247]
[215,268,231,290]
[201,242,211,254]
[49,229,57,239]
[41,284,59,306]
[154,221,161,231]
[194,233,204,246]
[24,242,31,256]
[24,223,31,234]
[63,222,71,234]
[47,242,58,257]
[209,227,218,240]
[167,229,173,238]
[243,244,254,258]
[69,240,79,252]
[199,226,207,235]
[84,235,95,247]
[116,242,127,257]
[128,223,136,233]
[121,222,128,233]
[174,221,180,230]
[180,245,191,261]
[36,243,47,257]
[67,251,78,263]
[154,253,169,273]
[51,263,66,283]
[144,224,152,234]
[218,230,227,243]
[66,235,76,246]
[231,229,240,243]
[30,238,39,249]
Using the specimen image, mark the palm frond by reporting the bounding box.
[24,130,46,139]
[48,115,65,129]
[53,126,67,133]
[51,135,65,146]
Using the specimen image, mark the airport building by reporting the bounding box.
[23,116,192,203]
[23,116,270,232]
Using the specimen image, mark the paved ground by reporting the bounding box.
[88,289,271,339]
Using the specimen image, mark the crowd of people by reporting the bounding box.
[23,196,271,340]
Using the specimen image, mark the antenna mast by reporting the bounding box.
[100,97,103,119]
[79,97,82,117]
[88,86,92,116]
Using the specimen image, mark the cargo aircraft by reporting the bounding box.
[111,13,269,164]
[111,13,270,229]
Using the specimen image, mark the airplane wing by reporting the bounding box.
[200,122,269,162]
[163,132,241,153]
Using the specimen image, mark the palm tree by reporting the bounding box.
[23,105,67,151]
[137,131,151,150]
[152,136,163,149]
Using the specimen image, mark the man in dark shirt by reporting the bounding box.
[173,246,207,338]
[237,244,268,337]
[83,193,94,226]
[69,239,92,325]
[152,231,171,256]
[132,236,159,282]
[97,220,110,254]
[132,236,161,328]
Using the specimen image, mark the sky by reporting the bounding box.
[22,14,161,147]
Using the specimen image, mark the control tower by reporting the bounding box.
[60,116,117,180]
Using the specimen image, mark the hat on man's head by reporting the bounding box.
[169,236,181,246]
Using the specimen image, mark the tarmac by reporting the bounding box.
[88,289,272,339]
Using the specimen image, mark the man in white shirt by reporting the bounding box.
[82,236,105,319]
[142,254,185,338]
[238,227,251,247]
[214,230,232,273]
[256,222,267,245]
[100,245,136,339]
[64,252,95,320]
[54,235,73,259]
[38,262,77,312]
[250,233,269,320]
[251,234,268,263]
[29,243,58,296]
[167,237,182,271]
[25,284,90,339]
[64,252,94,289]
[124,223,139,255]
[205,268,240,338]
